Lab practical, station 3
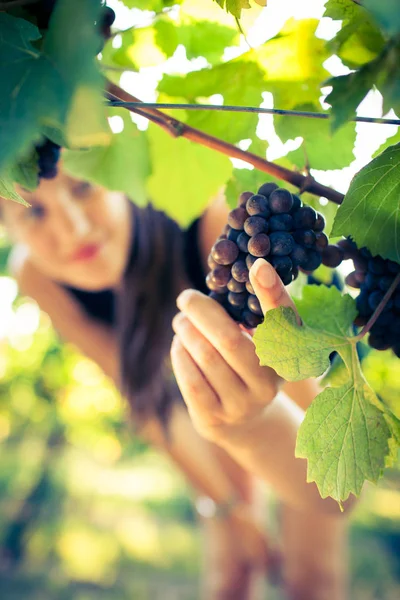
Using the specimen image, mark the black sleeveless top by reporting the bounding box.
[63,215,207,326]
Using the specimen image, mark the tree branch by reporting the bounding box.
[106,81,345,205]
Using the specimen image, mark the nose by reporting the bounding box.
[54,195,92,247]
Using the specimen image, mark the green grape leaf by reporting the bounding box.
[159,58,265,144]
[0,171,30,206]
[324,0,359,20]
[275,103,356,170]
[295,380,392,502]
[12,150,39,192]
[63,114,151,206]
[295,285,358,336]
[364,0,400,37]
[327,17,385,69]
[147,124,232,226]
[331,143,400,262]
[213,0,265,19]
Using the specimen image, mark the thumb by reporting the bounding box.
[249,259,301,324]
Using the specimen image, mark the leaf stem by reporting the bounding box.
[106,82,345,205]
[355,272,400,340]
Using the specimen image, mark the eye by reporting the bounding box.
[72,181,94,198]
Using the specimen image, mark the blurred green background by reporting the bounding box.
[1,236,400,600]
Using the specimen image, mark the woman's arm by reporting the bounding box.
[170,259,356,515]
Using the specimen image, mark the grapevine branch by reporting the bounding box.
[355,272,400,340]
[106,101,400,126]
[0,0,37,7]
[106,82,345,205]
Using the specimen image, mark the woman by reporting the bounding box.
[1,168,350,599]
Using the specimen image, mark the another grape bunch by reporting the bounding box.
[343,242,400,356]
[35,138,61,180]
[206,183,331,327]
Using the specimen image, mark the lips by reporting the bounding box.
[72,243,102,261]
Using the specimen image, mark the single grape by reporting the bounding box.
[314,212,325,232]
[315,232,328,250]
[228,207,248,230]
[102,6,116,27]
[207,255,219,270]
[290,194,302,213]
[257,182,278,197]
[293,229,316,249]
[242,309,263,328]
[290,244,308,268]
[206,274,228,293]
[248,233,271,257]
[368,289,385,311]
[268,189,293,214]
[227,227,240,243]
[293,206,317,230]
[237,232,250,253]
[368,334,391,351]
[228,291,247,309]
[209,291,227,304]
[337,237,357,259]
[211,239,239,265]
[368,256,386,275]
[246,194,270,218]
[379,275,394,292]
[364,272,379,290]
[244,216,268,236]
[247,294,263,315]
[387,260,400,274]
[269,214,293,232]
[246,254,258,270]
[246,280,255,295]
[280,271,293,286]
[356,291,373,318]
[269,232,294,257]
[345,272,361,288]
[301,250,322,272]
[321,245,344,268]
[271,256,292,278]
[228,278,246,293]
[232,260,249,283]
[210,265,232,286]
[226,304,243,321]
[238,191,254,207]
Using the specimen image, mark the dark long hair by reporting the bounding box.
[117,202,187,427]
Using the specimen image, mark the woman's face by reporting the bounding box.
[2,170,132,290]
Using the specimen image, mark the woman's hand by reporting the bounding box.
[171,258,300,445]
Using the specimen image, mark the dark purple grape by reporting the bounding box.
[244,216,268,236]
[364,272,379,290]
[268,189,293,214]
[314,213,325,232]
[238,191,253,207]
[232,260,249,283]
[207,255,219,270]
[290,244,308,268]
[228,207,248,230]
[293,206,317,230]
[211,239,239,265]
[280,271,293,286]
[321,245,344,268]
[242,310,263,328]
[345,272,361,288]
[237,232,250,253]
[271,256,292,278]
[290,194,302,213]
[301,250,322,272]
[394,344,400,358]
[360,247,372,259]
[293,229,316,249]
[246,254,258,270]
[102,6,116,27]
[246,280,255,295]
[36,138,61,179]
[356,291,373,318]
[227,227,240,243]
[269,232,294,257]
[206,274,228,293]
[379,275,395,292]
[226,305,243,321]
[248,233,271,257]
[246,194,270,218]
[337,237,358,259]
[315,232,328,250]
[227,278,246,293]
[210,265,231,287]
[368,289,384,311]
[228,291,247,309]
[394,291,400,311]
[257,182,278,197]
[368,334,391,351]
[368,256,386,275]
[248,294,262,315]
[387,260,400,274]
[269,214,293,232]
[209,291,227,304]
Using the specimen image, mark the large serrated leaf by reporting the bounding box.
[294,285,357,337]
[331,143,400,262]
[295,381,393,502]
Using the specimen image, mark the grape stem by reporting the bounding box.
[106,82,345,205]
[354,271,400,341]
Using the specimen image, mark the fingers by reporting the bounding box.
[172,312,246,400]
[249,259,301,324]
[170,335,222,422]
[176,290,262,381]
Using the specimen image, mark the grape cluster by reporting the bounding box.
[344,245,400,356]
[36,138,61,180]
[206,183,329,327]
